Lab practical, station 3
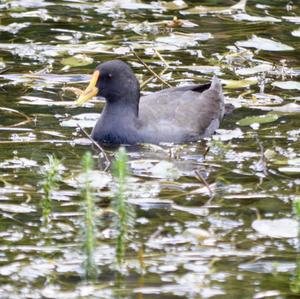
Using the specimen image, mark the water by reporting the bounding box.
[0,0,300,298]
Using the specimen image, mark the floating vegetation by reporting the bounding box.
[233,13,281,23]
[235,35,294,51]
[222,78,257,89]
[252,219,298,238]
[80,152,98,280]
[282,16,300,24]
[178,65,221,75]
[112,147,135,272]
[61,54,93,68]
[235,64,273,76]
[236,113,279,127]
[60,113,100,128]
[155,32,213,49]
[252,103,300,113]
[116,17,197,36]
[0,42,110,62]
[213,128,244,141]
[0,57,6,70]
[0,22,30,34]
[291,28,300,37]
[278,166,300,174]
[272,81,300,90]
[182,0,247,15]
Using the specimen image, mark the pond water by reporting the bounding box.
[0,0,300,298]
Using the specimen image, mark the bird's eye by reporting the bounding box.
[108,73,112,79]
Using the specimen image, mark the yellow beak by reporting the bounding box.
[75,70,100,105]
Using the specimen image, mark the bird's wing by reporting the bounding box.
[139,79,224,141]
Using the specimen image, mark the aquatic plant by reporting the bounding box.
[41,155,61,224]
[81,151,98,279]
[290,260,300,294]
[112,147,135,272]
[293,197,300,221]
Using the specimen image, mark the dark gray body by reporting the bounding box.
[91,76,224,144]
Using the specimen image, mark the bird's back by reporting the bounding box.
[138,77,224,143]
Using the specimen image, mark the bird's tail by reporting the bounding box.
[210,76,223,93]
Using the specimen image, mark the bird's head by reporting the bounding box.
[75,60,140,106]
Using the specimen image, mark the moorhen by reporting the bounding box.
[75,60,225,145]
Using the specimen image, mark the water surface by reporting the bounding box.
[0,0,300,298]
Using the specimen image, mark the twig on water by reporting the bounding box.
[62,86,84,97]
[195,169,214,202]
[60,86,84,101]
[252,207,261,220]
[154,49,170,70]
[203,146,210,159]
[132,49,172,88]
[77,124,110,169]
[0,107,32,127]
[140,49,171,89]
[0,107,31,122]
[0,67,11,75]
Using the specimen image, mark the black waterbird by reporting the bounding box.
[76,60,227,145]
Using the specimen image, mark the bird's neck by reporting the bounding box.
[105,86,140,117]
[102,98,139,124]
